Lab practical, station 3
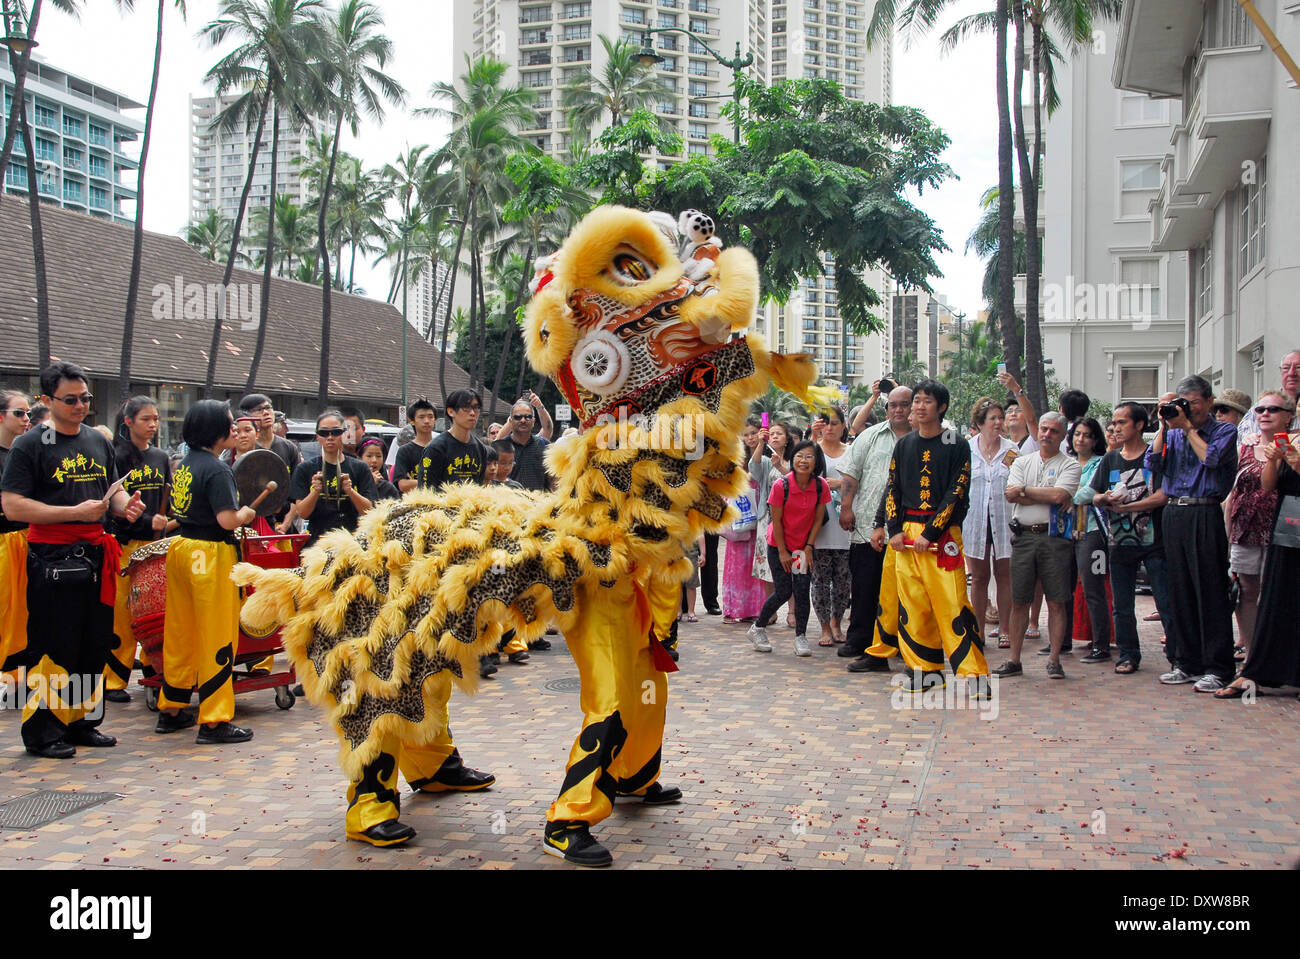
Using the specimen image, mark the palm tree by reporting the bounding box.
[419,54,535,402]
[313,0,404,406]
[249,193,314,276]
[561,34,662,143]
[2,0,85,369]
[333,164,386,293]
[889,349,930,388]
[185,208,235,262]
[199,0,329,395]
[118,0,188,401]
[750,383,810,424]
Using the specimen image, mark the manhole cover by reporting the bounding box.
[543,677,582,693]
[0,790,119,830]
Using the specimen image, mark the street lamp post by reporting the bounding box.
[636,28,754,144]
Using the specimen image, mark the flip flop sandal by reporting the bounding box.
[1025,628,1041,639]
[832,635,846,644]
[998,635,1011,649]
[685,614,699,623]
[818,637,835,647]
[1114,660,1137,674]
[1213,683,1247,699]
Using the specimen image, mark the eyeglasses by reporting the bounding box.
[1254,405,1293,415]
[886,402,910,409]
[52,393,92,406]
[511,413,534,421]
[317,428,346,437]
[2,408,29,418]
[1280,363,1300,373]
[251,404,274,413]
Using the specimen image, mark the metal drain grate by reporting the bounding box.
[0,790,119,830]
[542,677,582,694]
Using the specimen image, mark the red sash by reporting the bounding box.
[27,523,123,606]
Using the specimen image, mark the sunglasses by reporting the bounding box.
[511,413,534,420]
[3,408,29,418]
[316,427,346,437]
[1254,405,1292,415]
[52,393,93,406]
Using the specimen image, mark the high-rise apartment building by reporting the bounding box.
[188,94,328,234]
[453,0,893,388]
[0,56,143,224]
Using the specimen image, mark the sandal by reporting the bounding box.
[1114,660,1137,675]
[1213,682,1248,699]
[723,616,740,624]
[831,634,846,645]
[997,635,1011,649]
[1025,627,1041,639]
[685,613,699,623]
[818,636,835,647]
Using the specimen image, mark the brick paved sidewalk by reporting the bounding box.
[2,593,1296,870]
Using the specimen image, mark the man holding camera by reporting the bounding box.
[1146,376,1238,692]
[995,412,1081,679]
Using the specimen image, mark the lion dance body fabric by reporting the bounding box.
[232,206,833,861]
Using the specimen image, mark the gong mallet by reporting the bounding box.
[244,480,279,522]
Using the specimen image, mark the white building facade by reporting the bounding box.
[0,56,143,224]
[1037,17,1189,411]
[1113,0,1298,397]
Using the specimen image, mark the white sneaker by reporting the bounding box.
[1193,674,1226,693]
[748,623,772,653]
[1159,667,1201,685]
[793,634,811,657]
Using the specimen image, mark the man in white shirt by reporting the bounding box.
[994,412,1081,679]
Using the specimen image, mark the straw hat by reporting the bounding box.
[1214,389,1251,416]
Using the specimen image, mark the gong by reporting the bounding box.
[234,448,290,518]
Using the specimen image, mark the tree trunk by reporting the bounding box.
[204,83,272,397]
[489,242,534,423]
[0,0,42,214]
[119,0,167,401]
[348,240,358,293]
[1025,17,1048,415]
[245,101,281,392]
[994,0,1021,397]
[316,113,343,408]
[19,98,50,368]
[437,194,473,405]
[467,244,482,393]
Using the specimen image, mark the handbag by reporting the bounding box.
[722,489,758,541]
[1272,495,1300,550]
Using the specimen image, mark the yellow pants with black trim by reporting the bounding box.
[344,678,457,838]
[546,570,674,831]
[158,537,240,725]
[0,528,29,681]
[868,522,988,677]
[107,538,153,692]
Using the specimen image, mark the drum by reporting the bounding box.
[124,538,174,662]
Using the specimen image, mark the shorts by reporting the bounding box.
[1228,542,1265,576]
[683,546,701,589]
[1011,531,1074,605]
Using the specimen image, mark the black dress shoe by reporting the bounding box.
[847,654,891,673]
[837,644,862,658]
[155,710,198,734]
[634,782,683,805]
[348,819,416,847]
[705,604,722,616]
[528,638,552,651]
[195,721,253,745]
[25,741,76,759]
[68,728,117,748]
[479,656,498,679]
[508,650,530,664]
[105,689,131,703]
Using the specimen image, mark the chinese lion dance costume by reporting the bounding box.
[233,205,831,865]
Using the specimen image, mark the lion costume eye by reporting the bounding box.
[610,249,655,284]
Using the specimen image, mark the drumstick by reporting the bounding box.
[246,480,278,517]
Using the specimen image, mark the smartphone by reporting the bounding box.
[761,411,770,429]
[1276,433,1294,450]
[997,362,1008,375]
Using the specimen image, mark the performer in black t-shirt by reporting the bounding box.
[0,389,32,679]
[156,400,258,744]
[105,396,172,702]
[393,398,437,493]
[290,411,376,545]
[238,393,301,530]
[0,363,145,758]
[424,389,488,491]
[357,436,400,501]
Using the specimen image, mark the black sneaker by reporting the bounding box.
[155,710,197,734]
[1037,644,1072,655]
[508,650,530,664]
[347,819,416,847]
[543,822,613,867]
[898,670,946,691]
[529,638,552,651]
[847,654,891,673]
[836,644,861,658]
[618,782,683,805]
[479,656,498,679]
[992,660,1023,677]
[105,689,131,703]
[1080,650,1111,664]
[67,728,116,748]
[195,722,253,745]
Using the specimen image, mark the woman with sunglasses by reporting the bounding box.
[156,400,255,744]
[962,397,1016,648]
[289,410,377,546]
[0,390,32,680]
[1222,391,1292,664]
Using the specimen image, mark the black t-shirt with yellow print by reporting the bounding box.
[0,423,119,521]
[170,449,239,542]
[422,431,488,491]
[114,445,172,544]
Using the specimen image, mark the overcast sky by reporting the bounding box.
[35,0,998,317]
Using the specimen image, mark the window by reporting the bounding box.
[688,80,707,96]
[1119,91,1166,126]
[1119,159,1161,219]
[1120,258,1161,318]
[802,318,817,331]
[1119,367,1160,409]
[561,2,590,18]
[34,102,57,130]
[1195,246,1213,319]
[1239,157,1266,277]
[522,70,551,87]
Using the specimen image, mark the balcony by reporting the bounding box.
[520,54,553,66]
[689,1,720,15]
[519,7,552,24]
[88,129,110,148]
[560,28,591,42]
[519,32,551,46]
[1150,170,1213,254]
[1012,185,1045,236]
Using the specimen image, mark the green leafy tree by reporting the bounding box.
[184,208,237,263]
[561,34,663,143]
